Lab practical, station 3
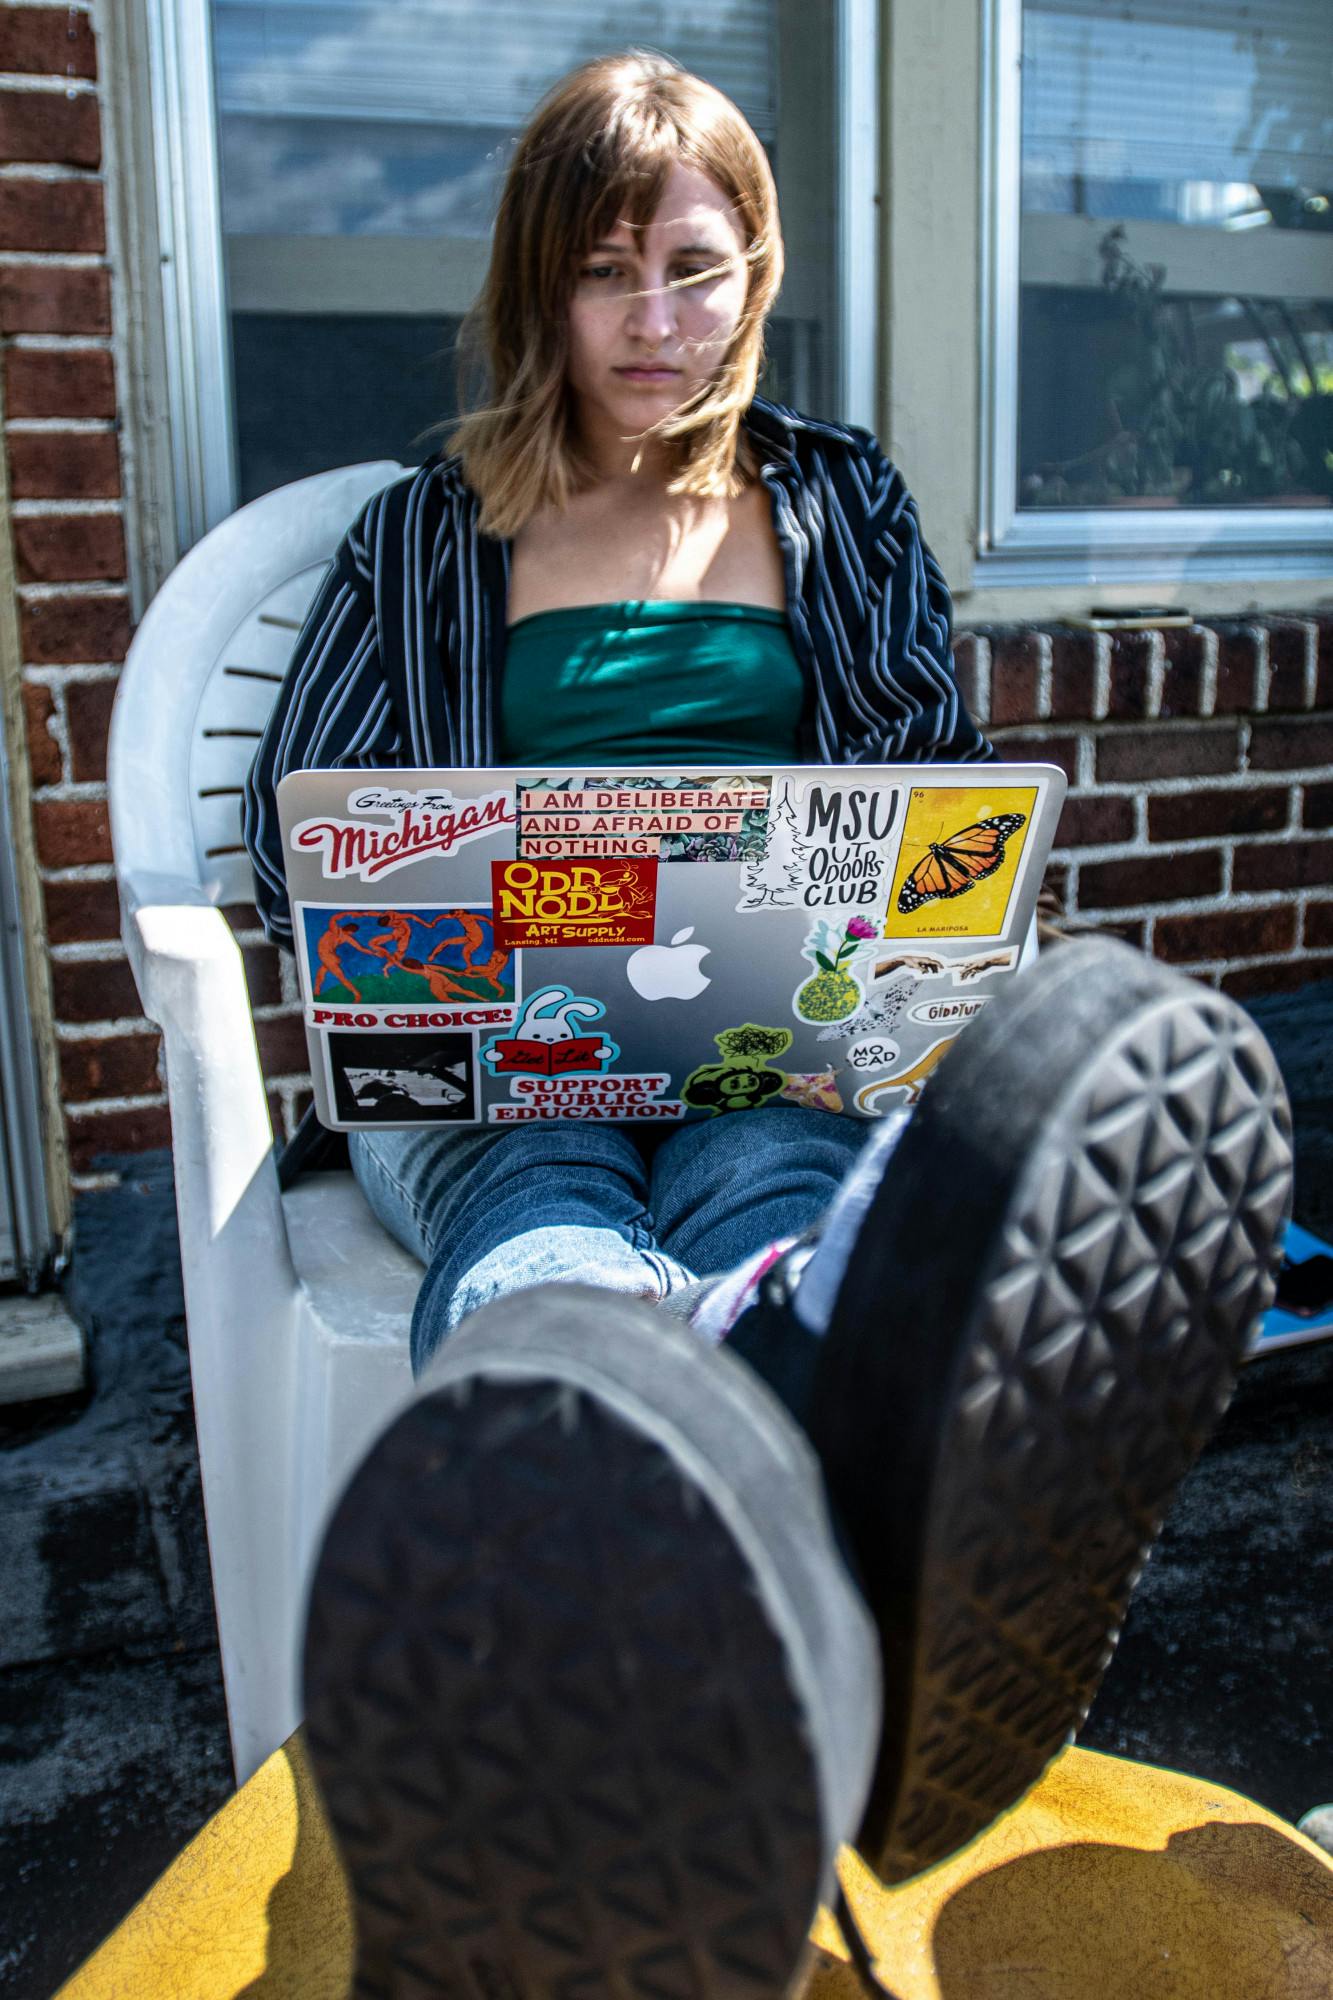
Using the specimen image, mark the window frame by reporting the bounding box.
[140,0,879,555]
[880,0,1328,616]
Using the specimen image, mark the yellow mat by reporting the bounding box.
[58,1736,1333,1999]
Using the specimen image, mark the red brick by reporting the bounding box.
[1053,792,1136,848]
[0,176,103,251]
[1305,782,1333,831]
[255,1012,310,1077]
[265,1092,286,1142]
[43,875,121,946]
[65,676,118,781]
[1304,902,1333,951]
[1155,904,1296,964]
[992,732,1079,782]
[0,264,110,334]
[1096,725,1236,784]
[242,943,283,1010]
[1066,915,1148,952]
[13,511,126,583]
[222,902,263,935]
[1249,717,1333,773]
[1318,621,1333,709]
[0,9,98,78]
[7,429,120,499]
[60,1031,162,1104]
[1048,628,1098,723]
[4,346,114,418]
[1221,956,1333,1000]
[20,591,130,665]
[1266,620,1312,712]
[1232,838,1333,895]
[1148,786,1290,842]
[22,680,61,786]
[988,631,1042,728]
[1107,631,1155,720]
[1160,627,1205,719]
[51,953,142,1024]
[0,88,100,169]
[1209,623,1260,714]
[1078,849,1222,911]
[67,1103,172,1171]
[34,796,110,867]
[950,632,983,721]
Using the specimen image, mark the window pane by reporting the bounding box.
[210,1,836,504]
[1017,0,1333,511]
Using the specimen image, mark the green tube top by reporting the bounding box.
[499,599,805,766]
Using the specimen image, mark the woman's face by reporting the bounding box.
[565,158,750,457]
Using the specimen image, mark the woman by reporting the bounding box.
[244,52,1290,1999]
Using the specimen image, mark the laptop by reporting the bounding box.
[275,763,1067,1130]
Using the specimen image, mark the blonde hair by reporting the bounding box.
[442,50,785,537]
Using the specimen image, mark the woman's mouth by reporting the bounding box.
[614,366,681,382]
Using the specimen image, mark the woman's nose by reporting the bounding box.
[625,276,676,345]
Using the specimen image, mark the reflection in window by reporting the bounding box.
[210,2,831,503]
[1017,0,1333,510]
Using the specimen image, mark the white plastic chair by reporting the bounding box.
[109,462,423,1785]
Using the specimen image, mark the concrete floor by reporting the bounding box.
[1,981,1331,2000]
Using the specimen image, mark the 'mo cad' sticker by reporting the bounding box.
[491,857,656,949]
[479,986,619,1078]
[854,1036,957,1111]
[291,784,515,884]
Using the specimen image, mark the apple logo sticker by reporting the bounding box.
[626,926,711,1002]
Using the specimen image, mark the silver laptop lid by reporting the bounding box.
[276,763,1067,1129]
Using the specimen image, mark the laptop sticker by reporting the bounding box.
[854,1037,958,1112]
[780,1068,844,1113]
[479,986,619,1078]
[326,1030,477,1124]
[626,927,711,1001]
[846,1038,902,1072]
[882,786,1038,940]
[736,777,809,910]
[681,1024,793,1116]
[290,783,514,883]
[298,903,518,1028]
[491,857,657,949]
[793,916,881,1024]
[516,776,770,862]
[489,1073,688,1123]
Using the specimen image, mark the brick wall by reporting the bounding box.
[957,618,1333,998]
[1,6,1331,1182]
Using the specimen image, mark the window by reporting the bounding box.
[978,0,1333,586]
[147,1,873,538]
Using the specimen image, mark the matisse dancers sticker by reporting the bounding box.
[882,787,1037,940]
[479,986,619,1079]
[297,903,518,1029]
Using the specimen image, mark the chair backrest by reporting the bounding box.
[110,461,404,909]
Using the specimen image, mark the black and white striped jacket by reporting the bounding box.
[243,394,993,945]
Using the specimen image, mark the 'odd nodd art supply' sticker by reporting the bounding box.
[489,1074,688,1122]
[792,916,881,1024]
[883,787,1037,940]
[299,903,517,1028]
[491,857,657,949]
[327,1030,477,1124]
[479,986,619,1078]
[682,1024,793,1116]
[516,775,770,861]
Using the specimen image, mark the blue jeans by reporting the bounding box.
[350,1108,871,1375]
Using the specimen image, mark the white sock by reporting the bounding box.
[791,1108,914,1335]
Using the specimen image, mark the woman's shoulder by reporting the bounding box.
[746,395,903,517]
